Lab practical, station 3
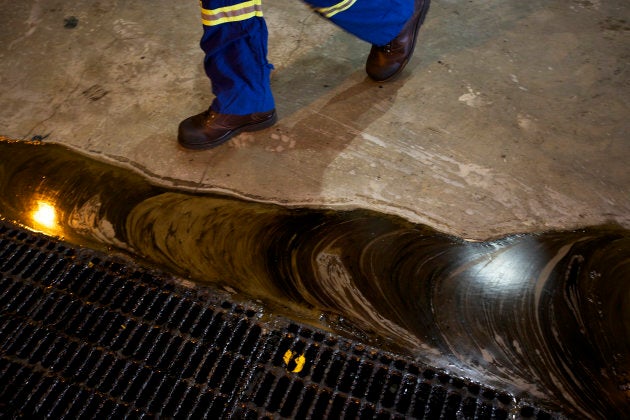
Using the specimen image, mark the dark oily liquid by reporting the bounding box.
[1,138,628,417]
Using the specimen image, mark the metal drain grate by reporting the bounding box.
[0,220,556,418]
[237,324,529,420]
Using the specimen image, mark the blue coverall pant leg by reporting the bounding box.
[200,0,275,116]
[199,0,414,115]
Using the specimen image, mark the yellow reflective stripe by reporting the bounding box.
[313,0,357,18]
[201,0,263,26]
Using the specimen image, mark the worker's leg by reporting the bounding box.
[305,0,430,81]
[304,0,414,46]
[199,0,275,115]
[178,0,277,150]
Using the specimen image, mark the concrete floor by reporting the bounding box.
[1,0,629,240]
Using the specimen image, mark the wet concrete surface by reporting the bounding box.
[2,0,630,418]
[1,138,628,417]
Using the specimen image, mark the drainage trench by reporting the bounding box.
[0,139,629,417]
[0,221,547,418]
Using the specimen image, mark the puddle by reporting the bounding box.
[0,137,628,417]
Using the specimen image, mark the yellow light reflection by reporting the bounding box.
[32,201,57,230]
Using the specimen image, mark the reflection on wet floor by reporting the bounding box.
[0,138,628,417]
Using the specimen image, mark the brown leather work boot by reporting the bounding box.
[178,108,277,150]
[365,0,430,82]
